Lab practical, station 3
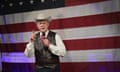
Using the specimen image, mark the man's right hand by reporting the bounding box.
[30,30,36,42]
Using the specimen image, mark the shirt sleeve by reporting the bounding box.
[24,42,34,57]
[49,34,66,56]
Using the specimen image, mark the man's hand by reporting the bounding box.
[41,38,50,47]
[30,30,36,42]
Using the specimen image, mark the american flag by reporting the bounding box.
[0,0,120,72]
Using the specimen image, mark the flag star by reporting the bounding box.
[9,3,13,7]
[41,0,45,3]
[1,4,5,8]
[52,0,56,1]
[19,2,23,5]
[30,0,34,4]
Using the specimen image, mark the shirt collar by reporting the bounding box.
[40,30,49,37]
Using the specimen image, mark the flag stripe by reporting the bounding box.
[65,0,108,6]
[64,37,120,50]
[60,62,120,72]
[2,62,120,72]
[0,24,119,44]
[1,36,120,52]
[0,12,120,33]
[0,43,26,52]
[0,0,119,25]
[2,63,34,72]
[1,49,120,63]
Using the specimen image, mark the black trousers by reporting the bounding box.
[35,65,60,72]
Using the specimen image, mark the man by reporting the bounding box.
[24,14,66,72]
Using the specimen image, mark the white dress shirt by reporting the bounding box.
[24,31,66,57]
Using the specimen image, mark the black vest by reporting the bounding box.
[34,31,59,68]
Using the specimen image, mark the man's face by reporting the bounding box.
[36,20,49,32]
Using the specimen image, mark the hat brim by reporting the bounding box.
[35,17,51,22]
[35,14,52,22]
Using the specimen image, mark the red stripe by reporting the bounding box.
[0,12,120,33]
[2,62,120,72]
[0,43,26,52]
[1,36,120,52]
[64,36,120,50]
[2,62,34,72]
[61,62,120,72]
[65,0,108,6]
[0,22,36,34]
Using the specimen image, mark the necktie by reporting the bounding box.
[41,32,46,39]
[42,32,45,36]
[42,32,47,49]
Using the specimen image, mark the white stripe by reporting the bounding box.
[2,52,35,63]
[1,49,120,63]
[62,49,120,62]
[0,24,120,44]
[0,0,120,25]
[0,16,4,25]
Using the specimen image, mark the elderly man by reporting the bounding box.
[24,14,66,72]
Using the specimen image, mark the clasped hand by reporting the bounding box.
[30,31,50,47]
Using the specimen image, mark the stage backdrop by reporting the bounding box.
[0,0,120,72]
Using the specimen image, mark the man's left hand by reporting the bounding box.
[41,38,50,47]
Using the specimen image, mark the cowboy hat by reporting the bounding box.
[35,14,51,21]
